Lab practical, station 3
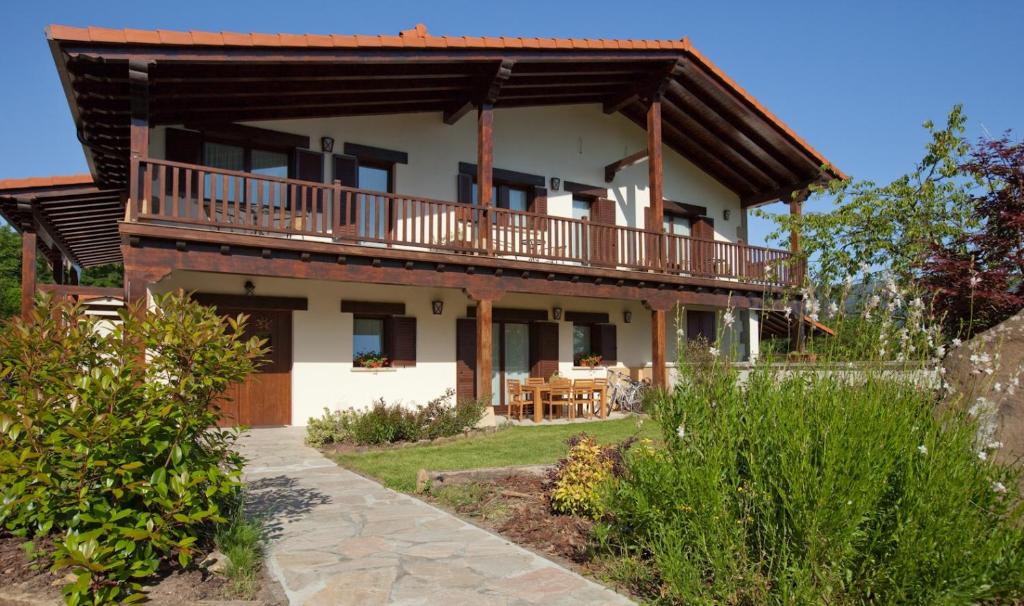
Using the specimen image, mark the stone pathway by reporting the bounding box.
[238,427,635,606]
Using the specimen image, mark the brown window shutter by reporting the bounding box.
[456,173,474,204]
[165,128,203,164]
[293,149,324,183]
[529,186,548,215]
[530,321,560,380]
[332,154,359,236]
[593,323,617,364]
[693,216,715,240]
[386,316,417,367]
[456,318,476,403]
[592,198,615,225]
[331,154,359,187]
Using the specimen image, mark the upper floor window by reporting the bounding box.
[357,162,393,193]
[571,196,592,221]
[663,213,692,237]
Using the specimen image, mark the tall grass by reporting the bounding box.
[599,276,1024,604]
[214,501,265,599]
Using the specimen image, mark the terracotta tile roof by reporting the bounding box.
[46,23,691,52]
[0,174,93,191]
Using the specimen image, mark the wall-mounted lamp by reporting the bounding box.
[244,280,256,296]
[723,209,732,221]
[431,300,444,315]
[552,307,563,321]
[550,177,561,191]
[623,310,632,324]
[321,136,335,153]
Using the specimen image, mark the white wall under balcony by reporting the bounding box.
[150,104,744,242]
[150,271,735,425]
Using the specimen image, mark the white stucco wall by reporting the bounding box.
[150,104,743,241]
[152,271,682,425]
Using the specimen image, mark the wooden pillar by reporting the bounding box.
[647,98,665,269]
[477,104,494,253]
[651,308,667,388]
[68,266,79,286]
[789,189,808,352]
[20,230,36,321]
[476,298,494,403]
[51,254,65,285]
[128,60,150,221]
[646,98,664,228]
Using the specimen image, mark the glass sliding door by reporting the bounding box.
[490,322,531,409]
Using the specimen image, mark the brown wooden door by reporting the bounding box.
[216,308,292,427]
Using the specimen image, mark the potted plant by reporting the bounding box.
[354,351,390,369]
[576,353,603,368]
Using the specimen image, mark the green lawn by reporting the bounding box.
[332,417,657,492]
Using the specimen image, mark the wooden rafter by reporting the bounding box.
[443,59,513,125]
[604,150,649,183]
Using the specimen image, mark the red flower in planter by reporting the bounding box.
[354,351,390,368]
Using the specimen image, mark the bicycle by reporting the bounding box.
[607,369,650,413]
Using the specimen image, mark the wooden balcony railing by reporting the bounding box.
[130,157,799,287]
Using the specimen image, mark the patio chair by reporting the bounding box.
[507,379,532,421]
[572,379,595,418]
[543,378,575,420]
[591,377,608,415]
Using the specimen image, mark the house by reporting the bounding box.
[0,24,842,426]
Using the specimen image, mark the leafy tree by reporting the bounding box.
[0,225,19,318]
[80,263,123,288]
[920,134,1024,336]
[758,105,978,286]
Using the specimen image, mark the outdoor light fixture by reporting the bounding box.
[624,310,632,323]
[723,209,732,221]
[321,136,335,153]
[244,280,255,296]
[550,177,561,191]
[431,300,444,315]
[552,307,563,321]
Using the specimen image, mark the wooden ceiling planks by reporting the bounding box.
[53,35,841,205]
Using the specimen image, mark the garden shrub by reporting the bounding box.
[550,433,635,519]
[305,389,486,446]
[0,293,264,605]
[601,359,1024,605]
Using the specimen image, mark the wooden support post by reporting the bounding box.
[68,266,79,286]
[128,60,151,221]
[20,230,36,321]
[476,298,494,403]
[647,98,664,227]
[477,104,494,253]
[651,308,667,388]
[51,254,64,285]
[788,189,808,352]
[647,98,665,269]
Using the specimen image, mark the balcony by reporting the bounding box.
[129,158,799,288]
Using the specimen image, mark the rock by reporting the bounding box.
[938,309,1024,465]
[415,468,429,493]
[200,549,229,575]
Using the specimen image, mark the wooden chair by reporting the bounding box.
[591,378,608,416]
[544,378,574,420]
[572,379,595,418]
[507,379,532,420]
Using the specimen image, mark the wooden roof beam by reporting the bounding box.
[443,59,513,125]
[603,60,683,114]
[604,150,648,182]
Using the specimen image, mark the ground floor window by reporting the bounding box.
[353,317,387,367]
[572,324,593,363]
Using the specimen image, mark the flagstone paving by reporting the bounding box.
[238,427,634,606]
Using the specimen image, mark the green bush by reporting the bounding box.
[305,389,486,447]
[0,293,265,605]
[601,361,1024,605]
[550,434,615,519]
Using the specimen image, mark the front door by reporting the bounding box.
[217,308,293,426]
[491,322,530,411]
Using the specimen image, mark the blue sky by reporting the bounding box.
[1,0,1021,247]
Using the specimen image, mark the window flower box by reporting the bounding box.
[354,351,390,369]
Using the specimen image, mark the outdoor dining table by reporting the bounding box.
[528,381,608,423]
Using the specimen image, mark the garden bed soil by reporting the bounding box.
[0,534,284,606]
[424,473,597,569]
